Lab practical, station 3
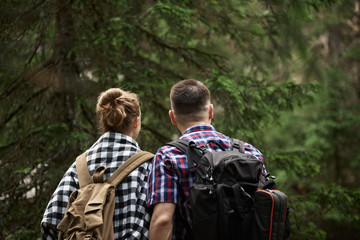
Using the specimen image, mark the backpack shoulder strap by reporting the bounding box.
[231,138,245,153]
[107,151,154,186]
[75,152,93,188]
[167,139,189,155]
[167,139,204,173]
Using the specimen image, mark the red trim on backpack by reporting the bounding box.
[257,189,274,240]
[273,190,288,228]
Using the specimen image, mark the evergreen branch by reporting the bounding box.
[0,128,43,167]
[142,123,172,142]
[11,0,49,28]
[80,102,97,132]
[126,55,186,80]
[135,24,229,72]
[0,87,47,128]
[0,76,25,101]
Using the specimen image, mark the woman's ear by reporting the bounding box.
[133,116,139,129]
[169,110,177,125]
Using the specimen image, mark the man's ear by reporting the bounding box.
[208,104,213,120]
[169,110,177,125]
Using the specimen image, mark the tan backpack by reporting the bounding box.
[57,151,154,240]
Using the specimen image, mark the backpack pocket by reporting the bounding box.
[190,183,219,240]
[252,189,288,240]
[218,183,253,240]
[190,182,254,240]
[57,189,87,239]
[84,183,114,230]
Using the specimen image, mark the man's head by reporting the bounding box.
[169,79,213,130]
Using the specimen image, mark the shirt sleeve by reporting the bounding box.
[147,147,179,208]
[41,222,57,240]
[41,164,78,234]
[119,161,152,240]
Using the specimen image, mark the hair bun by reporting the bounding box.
[96,88,140,134]
[115,96,125,105]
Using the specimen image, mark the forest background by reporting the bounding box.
[0,0,359,239]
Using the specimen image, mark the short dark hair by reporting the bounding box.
[170,79,210,115]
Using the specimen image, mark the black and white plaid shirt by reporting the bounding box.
[41,132,152,240]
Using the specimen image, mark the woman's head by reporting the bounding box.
[96,88,141,138]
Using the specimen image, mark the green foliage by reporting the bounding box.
[206,71,318,142]
[0,0,359,239]
[263,64,360,239]
[288,183,360,240]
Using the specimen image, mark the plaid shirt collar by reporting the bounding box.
[92,131,140,149]
[182,124,216,136]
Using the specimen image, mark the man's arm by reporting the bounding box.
[149,202,176,240]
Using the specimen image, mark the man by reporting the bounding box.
[147,79,266,239]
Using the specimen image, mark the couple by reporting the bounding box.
[41,79,265,240]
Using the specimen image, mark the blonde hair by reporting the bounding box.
[96,88,140,134]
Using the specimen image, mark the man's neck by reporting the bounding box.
[177,121,210,134]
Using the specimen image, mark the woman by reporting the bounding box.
[41,88,152,239]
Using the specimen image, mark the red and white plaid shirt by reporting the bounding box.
[148,124,265,239]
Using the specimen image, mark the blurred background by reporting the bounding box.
[0,0,359,239]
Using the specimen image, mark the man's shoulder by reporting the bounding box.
[155,143,185,158]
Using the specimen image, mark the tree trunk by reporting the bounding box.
[53,0,78,128]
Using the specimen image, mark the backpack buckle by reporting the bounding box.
[232,142,240,150]
[85,234,92,240]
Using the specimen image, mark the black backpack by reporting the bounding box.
[168,139,291,240]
